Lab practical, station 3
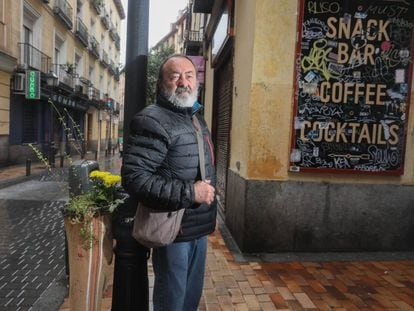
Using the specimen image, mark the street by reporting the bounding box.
[0,177,68,311]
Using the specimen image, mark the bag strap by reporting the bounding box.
[192,115,206,181]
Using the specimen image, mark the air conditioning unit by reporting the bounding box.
[13,73,25,94]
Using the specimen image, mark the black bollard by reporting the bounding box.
[112,190,149,311]
[26,158,31,176]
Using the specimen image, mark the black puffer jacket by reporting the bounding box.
[121,96,217,242]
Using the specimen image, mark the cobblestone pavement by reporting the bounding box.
[0,198,66,311]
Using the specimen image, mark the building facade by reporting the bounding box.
[1,0,124,167]
[194,0,414,252]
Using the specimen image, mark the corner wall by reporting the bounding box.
[224,0,414,252]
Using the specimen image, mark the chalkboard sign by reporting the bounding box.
[290,0,414,174]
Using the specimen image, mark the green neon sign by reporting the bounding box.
[25,70,40,100]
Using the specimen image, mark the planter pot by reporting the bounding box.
[64,214,113,311]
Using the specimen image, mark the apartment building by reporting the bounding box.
[1,0,124,166]
[151,2,207,103]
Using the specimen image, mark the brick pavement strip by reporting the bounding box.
[57,212,414,310]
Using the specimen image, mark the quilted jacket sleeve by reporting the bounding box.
[121,113,195,211]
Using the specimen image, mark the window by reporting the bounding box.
[23,2,41,48]
[54,30,66,78]
[75,51,83,77]
[54,47,60,75]
[89,66,94,85]
[99,74,104,99]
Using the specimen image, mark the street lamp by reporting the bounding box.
[46,71,58,167]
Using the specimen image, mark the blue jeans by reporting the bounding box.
[152,236,207,311]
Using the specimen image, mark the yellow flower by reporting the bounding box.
[102,175,121,187]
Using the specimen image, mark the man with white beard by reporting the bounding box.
[122,55,217,311]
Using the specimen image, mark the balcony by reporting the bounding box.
[53,0,73,30]
[109,23,117,42]
[52,63,75,89]
[88,35,100,59]
[186,30,203,42]
[100,50,109,67]
[88,85,100,101]
[185,30,203,55]
[101,10,111,30]
[114,69,120,81]
[18,43,51,73]
[75,77,90,98]
[91,0,102,15]
[75,17,89,47]
[108,60,116,75]
[193,0,214,13]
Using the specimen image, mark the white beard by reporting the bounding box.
[161,86,198,108]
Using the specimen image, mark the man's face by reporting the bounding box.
[160,57,198,108]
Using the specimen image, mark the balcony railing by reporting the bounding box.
[91,0,102,15]
[114,69,120,81]
[75,76,90,98]
[53,0,73,29]
[108,60,116,75]
[88,85,100,101]
[100,50,109,67]
[52,63,75,89]
[88,35,100,59]
[101,10,110,30]
[18,42,51,73]
[75,17,89,47]
[186,30,203,42]
[109,24,117,42]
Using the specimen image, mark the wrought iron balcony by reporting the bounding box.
[108,60,116,75]
[91,0,102,15]
[88,35,100,59]
[100,50,109,67]
[75,77,90,98]
[101,10,110,30]
[75,17,89,47]
[186,30,203,42]
[88,85,100,101]
[52,63,75,89]
[53,0,73,29]
[109,24,117,42]
[18,42,51,73]
[114,68,120,81]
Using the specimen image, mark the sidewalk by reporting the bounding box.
[1,158,414,310]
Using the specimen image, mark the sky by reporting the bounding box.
[120,0,188,64]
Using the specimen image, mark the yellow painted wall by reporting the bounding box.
[0,72,10,135]
[227,0,414,185]
[229,0,256,178]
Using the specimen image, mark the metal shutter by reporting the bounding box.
[213,57,233,213]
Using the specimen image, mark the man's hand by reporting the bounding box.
[194,180,215,205]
